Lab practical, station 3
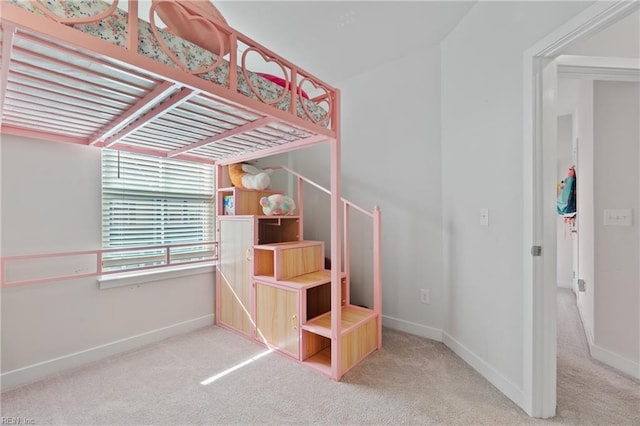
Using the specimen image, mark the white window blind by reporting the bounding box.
[102,149,215,271]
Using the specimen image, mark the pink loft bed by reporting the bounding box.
[0,0,381,381]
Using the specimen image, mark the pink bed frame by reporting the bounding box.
[0,0,381,382]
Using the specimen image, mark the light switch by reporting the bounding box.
[480,208,489,226]
[604,209,633,226]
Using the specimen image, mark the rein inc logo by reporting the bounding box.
[1,418,35,425]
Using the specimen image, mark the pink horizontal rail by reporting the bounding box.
[0,241,218,288]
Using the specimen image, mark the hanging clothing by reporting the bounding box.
[557,166,577,216]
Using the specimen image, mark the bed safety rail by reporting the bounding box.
[1,0,337,163]
[0,241,218,288]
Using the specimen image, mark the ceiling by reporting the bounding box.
[121,1,476,85]
[216,1,476,84]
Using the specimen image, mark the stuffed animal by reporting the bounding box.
[260,194,296,216]
[228,163,273,190]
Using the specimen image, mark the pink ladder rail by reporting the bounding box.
[271,165,383,350]
[0,241,218,288]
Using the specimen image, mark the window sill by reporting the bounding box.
[98,263,216,290]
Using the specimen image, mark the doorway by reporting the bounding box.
[523,1,640,418]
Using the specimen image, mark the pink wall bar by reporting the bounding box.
[0,242,218,288]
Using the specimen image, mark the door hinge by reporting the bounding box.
[531,245,542,256]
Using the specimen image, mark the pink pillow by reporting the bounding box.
[155,1,230,57]
[256,73,310,99]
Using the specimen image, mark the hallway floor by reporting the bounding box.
[556,288,640,424]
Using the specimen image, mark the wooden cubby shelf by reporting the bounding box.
[302,305,375,338]
[253,240,324,280]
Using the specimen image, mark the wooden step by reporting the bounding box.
[253,240,323,250]
[302,305,376,338]
[253,240,324,280]
[253,269,345,289]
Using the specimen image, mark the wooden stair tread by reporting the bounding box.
[254,240,323,250]
[253,270,344,289]
[302,305,376,338]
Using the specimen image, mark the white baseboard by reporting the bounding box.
[576,300,594,345]
[442,332,525,410]
[381,316,525,411]
[1,314,214,391]
[381,315,443,341]
[573,305,638,379]
[591,344,640,379]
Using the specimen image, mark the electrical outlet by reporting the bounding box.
[420,289,430,304]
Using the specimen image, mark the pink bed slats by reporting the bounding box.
[0,0,338,164]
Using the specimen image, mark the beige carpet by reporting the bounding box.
[556,288,640,425]
[1,290,638,425]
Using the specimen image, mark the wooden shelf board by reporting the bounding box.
[254,270,344,290]
[302,305,376,337]
[254,240,323,250]
[218,187,283,194]
[302,347,332,376]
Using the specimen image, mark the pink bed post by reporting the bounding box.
[343,203,351,306]
[373,205,382,348]
[330,90,342,381]
[297,176,304,240]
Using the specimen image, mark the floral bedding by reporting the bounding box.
[9,0,328,126]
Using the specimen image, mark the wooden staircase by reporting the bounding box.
[252,239,378,376]
[215,164,382,380]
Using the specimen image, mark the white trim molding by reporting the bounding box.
[557,55,640,81]
[442,332,525,410]
[591,344,640,380]
[381,315,443,342]
[98,263,215,289]
[522,0,640,419]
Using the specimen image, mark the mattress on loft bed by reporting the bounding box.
[8,0,329,126]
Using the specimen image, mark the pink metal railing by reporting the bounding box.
[272,165,382,345]
[0,241,218,288]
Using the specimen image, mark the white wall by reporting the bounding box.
[0,136,215,390]
[557,114,574,288]
[440,0,593,407]
[291,44,445,337]
[592,80,640,375]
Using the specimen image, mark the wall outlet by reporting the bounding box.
[420,289,430,304]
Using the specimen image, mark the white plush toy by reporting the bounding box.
[228,162,274,190]
[260,194,296,216]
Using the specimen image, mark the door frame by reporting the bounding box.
[522,0,640,418]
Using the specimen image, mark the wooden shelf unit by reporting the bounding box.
[217,186,283,216]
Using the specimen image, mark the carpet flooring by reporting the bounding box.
[1,289,638,425]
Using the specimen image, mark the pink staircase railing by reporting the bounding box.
[272,165,382,346]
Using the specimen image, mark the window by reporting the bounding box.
[101,149,215,272]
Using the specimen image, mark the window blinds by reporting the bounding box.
[102,149,215,270]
